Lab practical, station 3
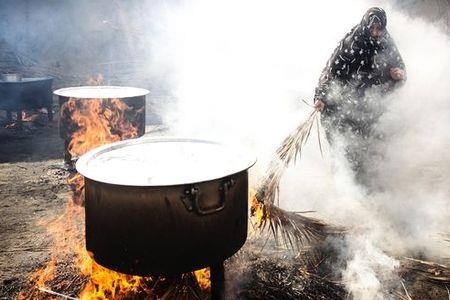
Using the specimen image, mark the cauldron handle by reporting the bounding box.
[181,179,235,215]
[194,178,235,215]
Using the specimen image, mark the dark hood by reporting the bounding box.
[359,7,387,36]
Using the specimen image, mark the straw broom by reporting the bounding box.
[254,105,336,249]
[256,109,320,207]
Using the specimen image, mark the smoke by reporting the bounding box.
[374,9,450,256]
[3,0,447,298]
[142,0,450,298]
[151,0,371,147]
[280,4,450,299]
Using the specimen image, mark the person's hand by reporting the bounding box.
[314,100,325,111]
[390,67,405,81]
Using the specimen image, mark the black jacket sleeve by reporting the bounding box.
[384,33,405,71]
[379,33,406,90]
[314,35,353,106]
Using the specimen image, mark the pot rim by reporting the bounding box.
[76,136,256,187]
[53,85,149,99]
[0,76,53,83]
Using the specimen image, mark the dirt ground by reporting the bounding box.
[0,120,69,299]
[0,116,448,300]
[0,118,345,299]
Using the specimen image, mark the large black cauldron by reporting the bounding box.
[76,137,255,278]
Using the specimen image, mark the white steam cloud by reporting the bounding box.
[140,1,449,298]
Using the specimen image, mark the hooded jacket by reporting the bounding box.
[314,7,405,114]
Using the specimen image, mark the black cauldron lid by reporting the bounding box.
[76,137,256,186]
[54,86,149,99]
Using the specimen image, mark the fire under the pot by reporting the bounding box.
[77,137,256,299]
[55,86,148,168]
[0,75,53,126]
[19,87,221,299]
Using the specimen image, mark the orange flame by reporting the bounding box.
[60,98,138,158]
[68,173,84,205]
[33,260,56,289]
[18,201,85,299]
[21,108,48,122]
[20,92,212,298]
[77,247,150,299]
[21,110,35,122]
[194,268,211,291]
[22,199,212,299]
[43,187,210,300]
[250,189,268,227]
[19,200,155,299]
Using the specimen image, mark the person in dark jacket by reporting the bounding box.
[314,7,406,187]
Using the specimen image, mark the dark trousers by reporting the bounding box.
[321,111,382,191]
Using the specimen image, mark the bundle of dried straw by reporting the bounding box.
[254,107,339,250]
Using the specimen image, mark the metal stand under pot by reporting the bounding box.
[76,137,256,299]
[211,263,225,299]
